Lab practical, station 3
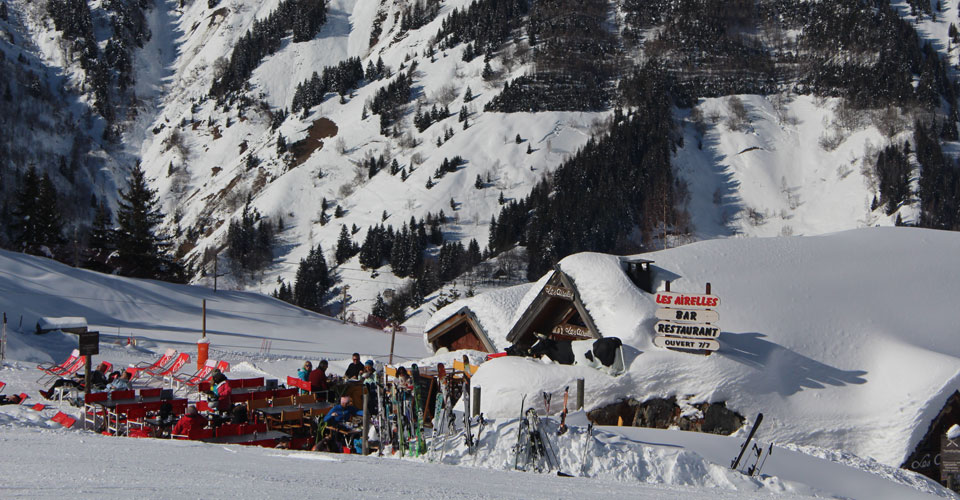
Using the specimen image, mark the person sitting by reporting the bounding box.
[39,362,110,399]
[344,353,364,379]
[360,360,377,386]
[206,371,232,412]
[394,366,412,392]
[106,371,133,392]
[172,405,207,437]
[323,395,364,441]
[0,394,23,405]
[309,359,329,394]
[297,361,312,394]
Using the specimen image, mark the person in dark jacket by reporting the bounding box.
[344,353,364,379]
[0,394,23,405]
[309,359,329,393]
[172,405,207,436]
[40,362,110,399]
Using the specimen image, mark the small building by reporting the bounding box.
[425,306,495,352]
[505,266,601,350]
[35,317,88,335]
[902,390,960,484]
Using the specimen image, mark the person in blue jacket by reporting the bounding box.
[324,395,363,428]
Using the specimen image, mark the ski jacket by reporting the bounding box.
[172,414,206,436]
[309,369,328,392]
[345,362,364,379]
[106,378,132,392]
[297,368,311,382]
[323,404,362,424]
[214,380,232,398]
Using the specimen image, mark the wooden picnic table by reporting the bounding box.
[254,401,332,417]
[203,430,289,445]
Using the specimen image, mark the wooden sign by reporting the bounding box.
[655,321,720,339]
[655,291,720,309]
[654,336,719,352]
[655,308,719,324]
[551,324,590,337]
[78,331,99,356]
[943,435,960,481]
[544,285,574,301]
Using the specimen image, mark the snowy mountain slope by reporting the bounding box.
[451,227,960,470]
[5,0,960,322]
[0,247,428,363]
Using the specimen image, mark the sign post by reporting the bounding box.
[198,299,208,370]
[78,331,99,398]
[943,434,960,490]
[653,284,721,355]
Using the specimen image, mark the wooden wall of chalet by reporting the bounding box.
[902,391,960,481]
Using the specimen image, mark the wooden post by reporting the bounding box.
[0,312,6,362]
[706,282,711,295]
[83,356,92,399]
[472,386,481,417]
[576,378,585,410]
[388,324,397,365]
[340,286,349,323]
[665,280,671,292]
[361,387,370,455]
[213,252,218,292]
[202,299,207,339]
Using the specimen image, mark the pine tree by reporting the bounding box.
[12,168,64,254]
[372,292,389,319]
[335,225,355,264]
[475,174,484,189]
[293,243,331,312]
[114,162,182,280]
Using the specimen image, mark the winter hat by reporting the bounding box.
[340,396,351,406]
[365,360,374,367]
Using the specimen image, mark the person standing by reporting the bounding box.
[297,361,313,394]
[344,353,364,379]
[310,359,329,393]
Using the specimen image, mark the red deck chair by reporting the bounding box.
[172,359,219,391]
[131,348,177,379]
[50,411,77,428]
[147,352,189,379]
[36,349,79,378]
[37,352,85,385]
[157,353,196,388]
[0,381,6,394]
[215,360,230,373]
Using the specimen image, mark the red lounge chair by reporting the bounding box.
[132,349,177,379]
[50,411,77,428]
[153,352,190,384]
[37,351,83,385]
[171,359,217,391]
[0,381,6,394]
[36,349,78,377]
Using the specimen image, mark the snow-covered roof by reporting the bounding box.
[424,282,536,352]
[36,317,88,330]
[469,227,960,468]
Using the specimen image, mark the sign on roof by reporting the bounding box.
[655,321,720,339]
[544,285,574,301]
[653,336,719,352]
[655,292,719,309]
[655,308,719,324]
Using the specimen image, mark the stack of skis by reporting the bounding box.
[371,356,485,461]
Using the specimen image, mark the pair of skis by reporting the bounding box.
[731,413,772,476]
[514,394,572,476]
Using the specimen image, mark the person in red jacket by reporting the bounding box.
[172,406,207,437]
[309,359,329,393]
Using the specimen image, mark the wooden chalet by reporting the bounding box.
[425,306,496,353]
[902,390,960,485]
[505,267,602,349]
